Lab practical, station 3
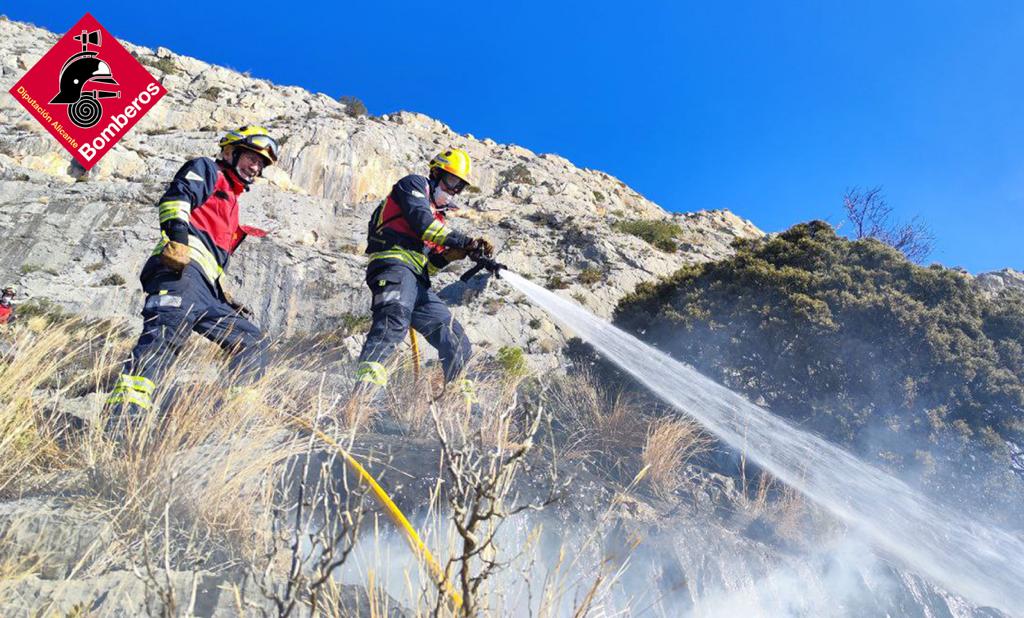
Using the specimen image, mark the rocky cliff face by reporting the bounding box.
[975,268,1024,297]
[0,16,761,368]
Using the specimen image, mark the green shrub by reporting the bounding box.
[20,263,58,276]
[612,219,682,252]
[339,312,372,335]
[613,220,1024,518]
[141,56,179,75]
[338,95,368,117]
[200,86,222,102]
[547,274,570,290]
[99,273,126,286]
[496,346,528,378]
[483,299,503,315]
[578,267,604,286]
[15,298,70,321]
[499,163,535,186]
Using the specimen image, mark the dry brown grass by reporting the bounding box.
[0,318,680,615]
[0,319,128,494]
[547,371,659,482]
[0,319,348,602]
[641,416,712,499]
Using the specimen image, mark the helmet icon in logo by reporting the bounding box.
[49,29,121,129]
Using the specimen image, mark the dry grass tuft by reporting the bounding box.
[546,371,652,480]
[641,416,712,499]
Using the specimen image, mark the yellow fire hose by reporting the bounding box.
[409,328,420,379]
[287,415,462,609]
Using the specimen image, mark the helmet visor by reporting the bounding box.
[441,172,468,194]
[242,134,280,163]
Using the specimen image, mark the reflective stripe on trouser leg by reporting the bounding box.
[105,373,156,410]
[356,361,388,387]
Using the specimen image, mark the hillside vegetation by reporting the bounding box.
[615,221,1024,520]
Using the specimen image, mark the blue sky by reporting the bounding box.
[9,1,1022,272]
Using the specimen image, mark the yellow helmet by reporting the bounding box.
[219,125,279,165]
[429,148,472,185]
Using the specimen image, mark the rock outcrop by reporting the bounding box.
[0,16,762,369]
[974,268,1024,297]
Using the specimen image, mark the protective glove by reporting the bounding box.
[160,240,191,272]
[466,237,495,258]
[442,247,469,262]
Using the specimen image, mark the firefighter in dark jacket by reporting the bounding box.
[355,148,493,402]
[106,126,279,423]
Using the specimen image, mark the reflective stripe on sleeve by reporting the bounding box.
[422,220,450,245]
[158,200,190,224]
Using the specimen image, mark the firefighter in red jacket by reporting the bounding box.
[106,126,279,426]
[355,148,492,401]
[0,287,15,325]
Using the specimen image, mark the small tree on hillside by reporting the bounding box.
[842,186,934,263]
[337,95,368,118]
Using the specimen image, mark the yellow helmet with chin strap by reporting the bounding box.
[429,148,472,186]
[219,125,279,165]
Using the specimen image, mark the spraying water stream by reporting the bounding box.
[500,271,1024,615]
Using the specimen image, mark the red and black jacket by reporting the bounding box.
[365,174,469,278]
[149,158,265,285]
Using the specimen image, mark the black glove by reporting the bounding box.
[466,237,495,258]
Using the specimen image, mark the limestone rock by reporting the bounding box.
[0,17,763,370]
[975,268,1024,297]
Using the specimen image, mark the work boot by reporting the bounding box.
[428,371,447,401]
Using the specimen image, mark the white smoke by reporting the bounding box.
[500,271,1024,616]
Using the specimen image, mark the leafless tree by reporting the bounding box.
[430,395,562,616]
[843,186,935,263]
[248,427,368,617]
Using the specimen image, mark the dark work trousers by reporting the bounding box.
[356,262,471,385]
[107,259,268,417]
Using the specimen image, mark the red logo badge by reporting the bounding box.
[7,13,167,170]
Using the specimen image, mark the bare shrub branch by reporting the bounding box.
[842,186,934,263]
[430,393,561,616]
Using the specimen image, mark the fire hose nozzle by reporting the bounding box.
[460,253,507,282]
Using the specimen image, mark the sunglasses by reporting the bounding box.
[243,134,280,162]
[441,172,468,194]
